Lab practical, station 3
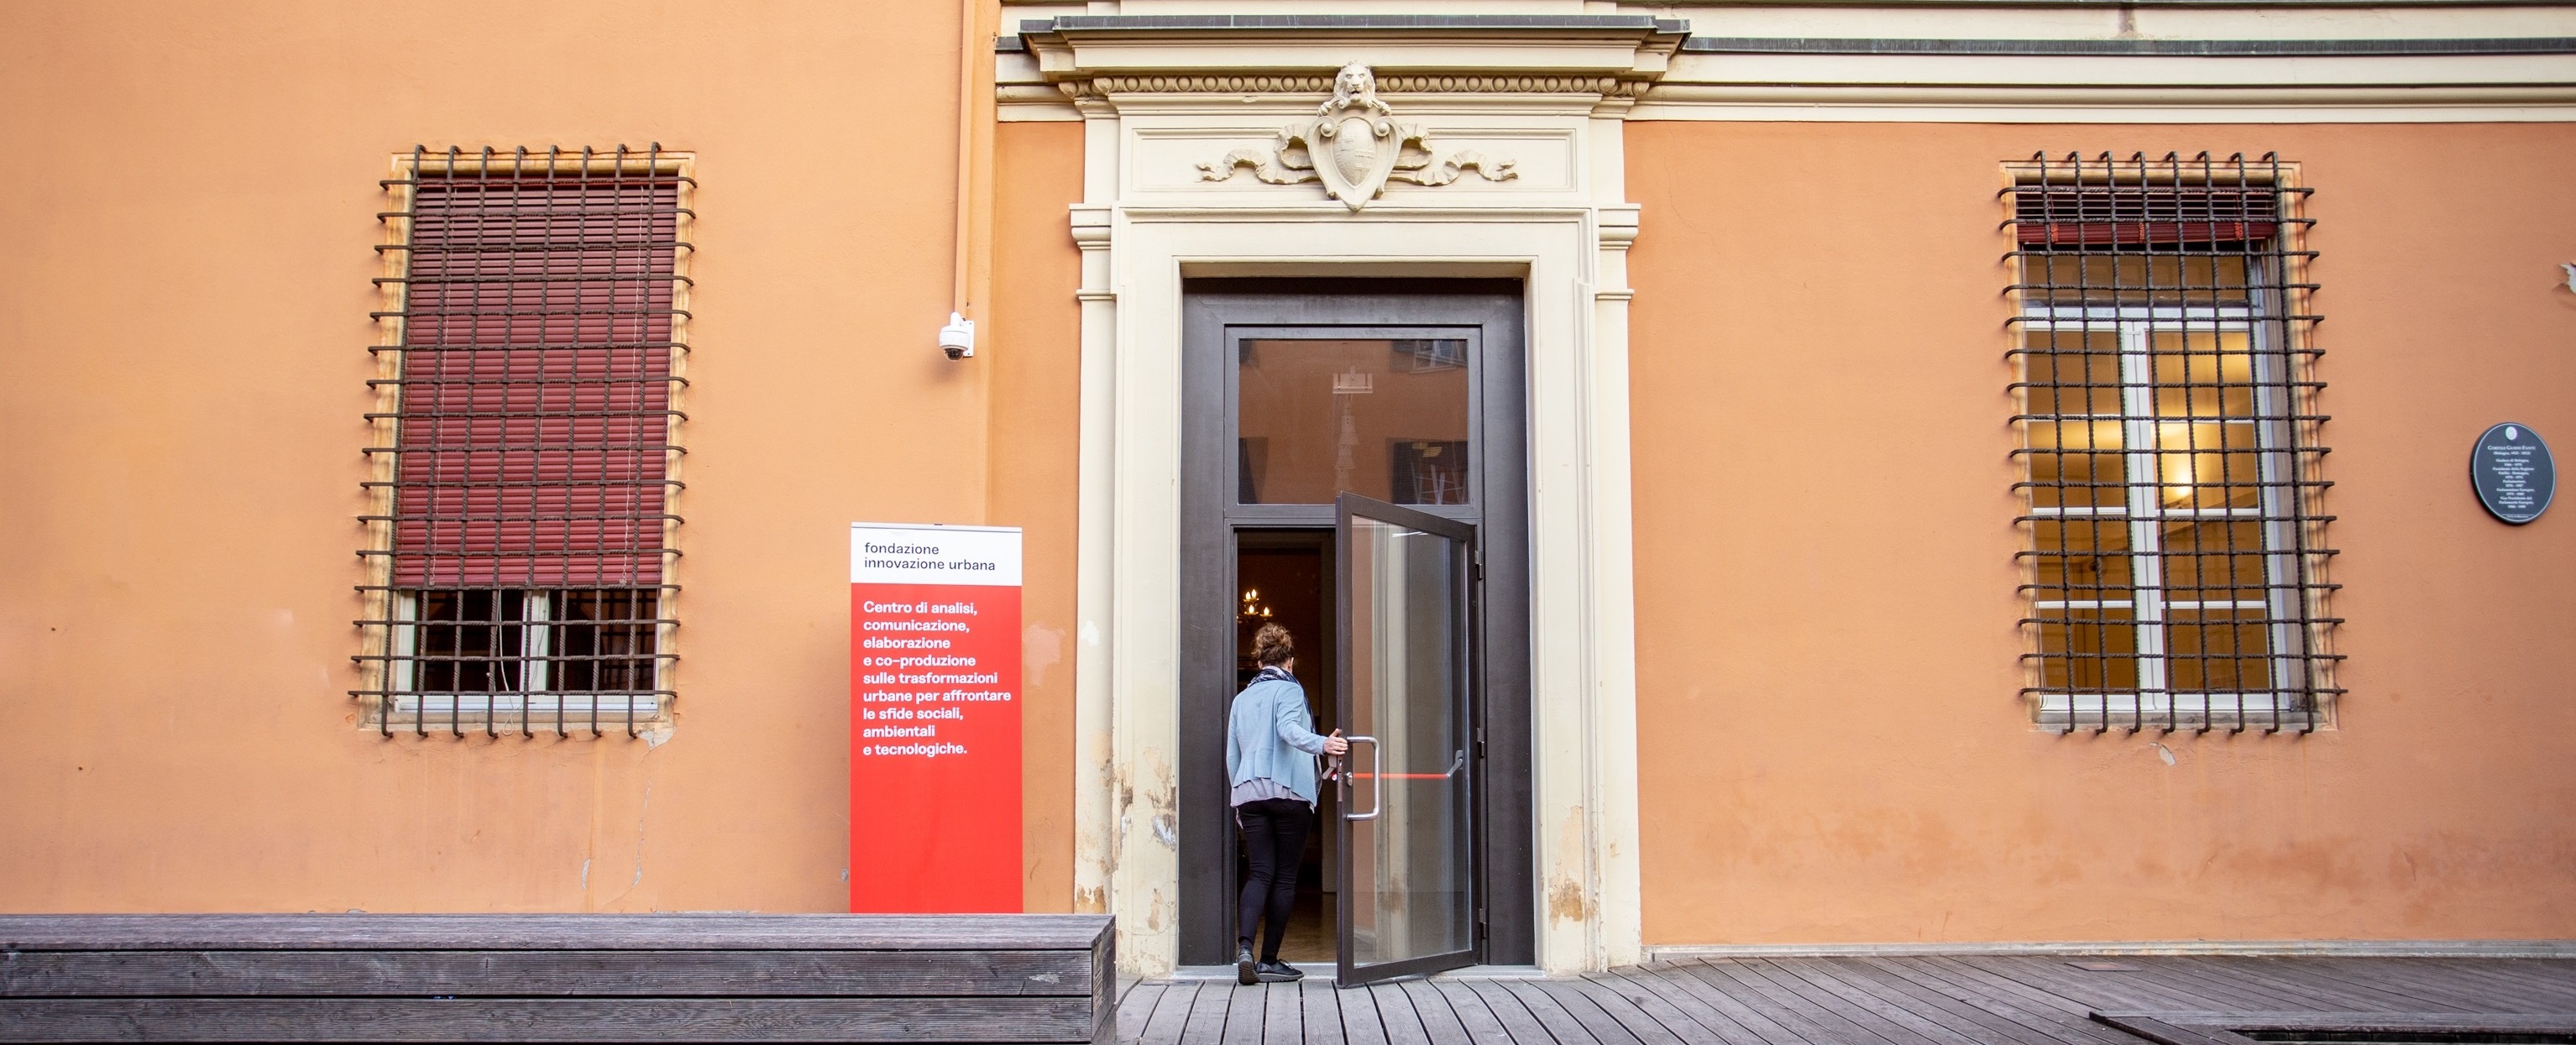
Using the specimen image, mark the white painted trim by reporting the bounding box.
[1665,4,2576,41]
[1630,49,2576,121]
[1027,90,2576,125]
[1629,101,2576,123]
[1647,939,2576,959]
[1631,80,2576,122]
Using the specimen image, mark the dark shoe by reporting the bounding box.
[1255,960,1305,983]
[1236,943,1258,985]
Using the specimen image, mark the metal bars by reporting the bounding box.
[2005,152,2339,734]
[353,146,693,737]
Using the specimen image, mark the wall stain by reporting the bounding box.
[1145,752,1176,850]
[1547,874,1590,924]
[1115,765,1135,845]
[1548,803,1593,925]
[1025,624,1065,693]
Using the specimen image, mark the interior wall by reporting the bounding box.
[1625,120,2576,944]
[0,1,987,912]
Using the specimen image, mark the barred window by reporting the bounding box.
[356,146,692,736]
[2006,152,2338,734]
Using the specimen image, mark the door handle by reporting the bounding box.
[1343,735,1381,821]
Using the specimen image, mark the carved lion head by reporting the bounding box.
[1332,63,1375,103]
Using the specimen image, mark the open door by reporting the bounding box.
[1335,493,1477,985]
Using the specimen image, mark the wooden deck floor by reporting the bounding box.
[1117,955,2576,1044]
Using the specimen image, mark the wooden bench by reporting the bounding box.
[0,913,1113,1042]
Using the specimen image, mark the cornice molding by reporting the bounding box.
[1019,13,1688,107]
[1054,74,1656,98]
[994,12,2576,122]
[1021,14,1689,35]
[1679,34,2576,55]
[1622,0,2572,8]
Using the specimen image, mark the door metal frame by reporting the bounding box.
[1334,492,1479,986]
[1177,278,1532,973]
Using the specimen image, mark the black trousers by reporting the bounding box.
[1235,797,1313,963]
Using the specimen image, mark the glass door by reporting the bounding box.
[1179,281,1532,972]
[1335,493,1477,985]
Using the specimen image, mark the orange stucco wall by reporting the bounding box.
[1626,121,2576,943]
[8,0,2573,947]
[0,1,1085,912]
[990,121,1087,912]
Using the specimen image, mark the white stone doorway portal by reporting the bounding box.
[1032,19,1669,976]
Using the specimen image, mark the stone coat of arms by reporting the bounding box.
[1198,63,1516,211]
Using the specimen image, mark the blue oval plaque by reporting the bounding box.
[2471,422,2554,525]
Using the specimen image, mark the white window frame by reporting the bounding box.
[388,590,660,722]
[2022,302,2308,721]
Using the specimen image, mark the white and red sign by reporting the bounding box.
[849,523,1022,912]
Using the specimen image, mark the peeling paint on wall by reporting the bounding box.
[1548,873,1590,925]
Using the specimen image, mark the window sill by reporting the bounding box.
[2034,693,2327,733]
[373,694,668,736]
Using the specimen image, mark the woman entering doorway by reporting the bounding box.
[1227,623,1348,985]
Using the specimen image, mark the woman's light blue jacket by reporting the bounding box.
[1226,671,1331,805]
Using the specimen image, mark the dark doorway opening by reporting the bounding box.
[1233,531,1337,964]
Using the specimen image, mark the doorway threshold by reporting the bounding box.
[1431,964,1546,980]
[1169,964,1332,982]
[1167,964,1545,983]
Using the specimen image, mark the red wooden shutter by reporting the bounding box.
[390,166,680,588]
[2014,185,2278,246]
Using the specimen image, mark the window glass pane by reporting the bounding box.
[2032,519,2135,599]
[2035,608,2139,692]
[1238,338,1470,505]
[2024,421,2128,509]
[412,590,526,692]
[552,590,660,693]
[2166,608,2274,692]
[1391,439,1470,506]
[2160,520,2269,603]
[2020,330,2123,415]
[2150,421,2263,510]
[2018,253,2253,303]
[2149,330,2255,418]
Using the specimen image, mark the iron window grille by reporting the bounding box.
[355,145,693,737]
[2005,152,2339,734]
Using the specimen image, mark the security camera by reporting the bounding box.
[940,312,976,360]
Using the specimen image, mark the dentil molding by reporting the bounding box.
[1056,74,1657,98]
[1019,15,1685,112]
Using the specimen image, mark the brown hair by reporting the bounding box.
[1251,623,1294,666]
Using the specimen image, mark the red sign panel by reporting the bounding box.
[849,524,1022,912]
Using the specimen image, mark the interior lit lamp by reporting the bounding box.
[2163,462,2196,505]
[2157,425,2197,505]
